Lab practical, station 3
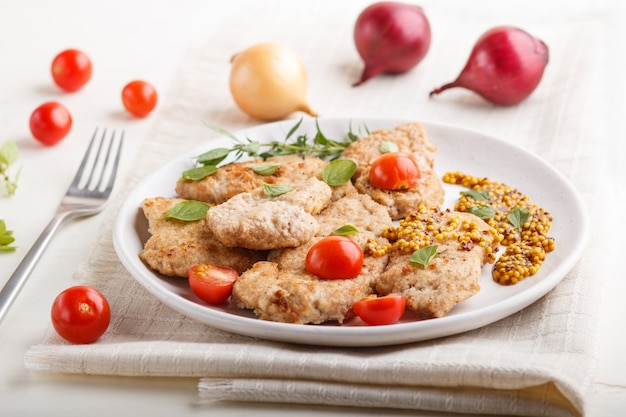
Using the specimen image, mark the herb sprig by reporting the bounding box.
[0,220,16,252]
[0,141,20,196]
[195,118,365,170]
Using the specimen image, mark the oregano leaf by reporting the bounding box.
[507,207,531,229]
[467,205,496,220]
[161,201,210,221]
[263,182,292,197]
[251,164,279,176]
[410,245,439,268]
[181,165,218,181]
[379,141,398,154]
[322,159,356,186]
[461,189,490,202]
[331,224,359,236]
[196,148,231,166]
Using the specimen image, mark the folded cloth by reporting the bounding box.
[24,1,614,416]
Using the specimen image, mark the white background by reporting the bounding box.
[1,0,624,416]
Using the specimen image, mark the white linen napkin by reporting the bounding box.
[24,1,616,416]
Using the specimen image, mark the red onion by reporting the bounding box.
[353,2,431,86]
[430,26,549,105]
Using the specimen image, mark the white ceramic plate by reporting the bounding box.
[113,118,588,347]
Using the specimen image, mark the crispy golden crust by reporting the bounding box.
[175,155,328,205]
[340,122,444,219]
[138,197,266,277]
[375,211,500,318]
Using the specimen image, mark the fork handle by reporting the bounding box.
[0,211,72,324]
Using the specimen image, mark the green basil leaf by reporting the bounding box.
[0,234,15,245]
[461,189,490,202]
[0,219,16,251]
[181,165,218,181]
[467,205,496,220]
[196,148,231,166]
[410,245,439,268]
[161,201,210,221]
[379,141,398,154]
[507,207,531,229]
[331,224,359,236]
[0,141,18,167]
[251,164,279,176]
[263,182,292,197]
[322,159,357,186]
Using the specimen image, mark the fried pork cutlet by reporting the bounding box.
[374,210,501,318]
[139,197,265,277]
[206,177,332,250]
[175,154,328,205]
[231,194,391,324]
[340,122,445,220]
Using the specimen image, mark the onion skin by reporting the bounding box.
[229,42,317,121]
[429,26,549,106]
[353,2,431,86]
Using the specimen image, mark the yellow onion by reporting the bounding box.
[229,42,317,121]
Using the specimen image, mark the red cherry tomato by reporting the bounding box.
[369,152,421,190]
[29,101,72,146]
[305,235,364,280]
[121,80,158,117]
[51,49,92,92]
[188,264,238,305]
[353,294,406,326]
[51,286,111,344]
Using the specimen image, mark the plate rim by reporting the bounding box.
[112,117,589,347]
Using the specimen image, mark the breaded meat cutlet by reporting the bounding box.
[315,193,393,237]
[139,197,265,277]
[231,194,391,324]
[206,177,332,250]
[175,154,328,205]
[340,123,445,219]
[375,209,501,318]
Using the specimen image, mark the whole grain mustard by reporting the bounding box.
[443,171,555,285]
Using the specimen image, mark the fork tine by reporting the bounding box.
[102,131,124,194]
[69,128,100,190]
[83,129,108,189]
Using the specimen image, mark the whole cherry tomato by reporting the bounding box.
[51,49,93,92]
[369,152,421,190]
[305,235,364,280]
[188,264,238,305]
[353,294,406,326]
[121,80,158,117]
[51,286,111,344]
[29,101,72,146]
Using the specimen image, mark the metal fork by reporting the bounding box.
[0,128,123,324]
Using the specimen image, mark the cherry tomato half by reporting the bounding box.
[121,80,158,117]
[51,49,93,92]
[353,294,406,326]
[305,236,364,280]
[51,286,111,344]
[188,264,239,305]
[29,101,72,146]
[369,152,421,190]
